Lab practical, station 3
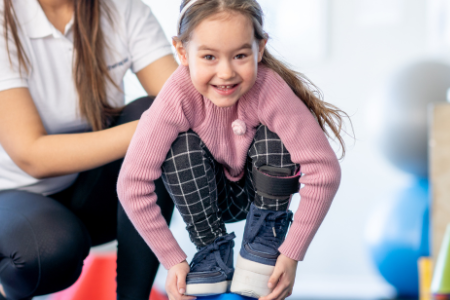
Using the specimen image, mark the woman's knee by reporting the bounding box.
[0,191,91,298]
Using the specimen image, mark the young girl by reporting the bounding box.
[118,0,346,299]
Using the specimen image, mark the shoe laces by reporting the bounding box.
[190,233,235,275]
[248,209,293,249]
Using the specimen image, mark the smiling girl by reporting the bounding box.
[118,1,346,300]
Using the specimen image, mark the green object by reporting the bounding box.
[432,224,450,294]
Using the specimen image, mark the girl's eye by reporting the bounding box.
[204,55,215,60]
[235,54,246,59]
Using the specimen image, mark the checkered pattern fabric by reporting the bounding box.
[161,125,299,247]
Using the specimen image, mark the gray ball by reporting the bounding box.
[376,60,450,178]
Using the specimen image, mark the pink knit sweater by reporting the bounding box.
[117,65,341,270]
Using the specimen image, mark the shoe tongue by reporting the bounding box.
[190,234,234,273]
[254,211,287,230]
[249,209,291,254]
[251,225,283,254]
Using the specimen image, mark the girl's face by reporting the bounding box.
[174,12,266,108]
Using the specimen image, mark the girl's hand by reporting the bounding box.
[259,254,298,300]
[166,260,196,300]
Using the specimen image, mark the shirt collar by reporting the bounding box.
[14,0,74,39]
[64,16,74,35]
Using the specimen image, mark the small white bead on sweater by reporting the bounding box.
[232,119,246,136]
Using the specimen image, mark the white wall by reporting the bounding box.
[123,0,434,298]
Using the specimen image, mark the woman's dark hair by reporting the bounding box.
[2,0,122,131]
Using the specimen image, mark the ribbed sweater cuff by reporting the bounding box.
[279,243,305,262]
[161,250,188,270]
[278,223,315,261]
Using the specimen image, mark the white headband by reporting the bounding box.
[177,0,200,34]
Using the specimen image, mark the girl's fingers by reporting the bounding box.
[169,289,195,300]
[261,289,285,300]
[167,292,177,300]
[277,288,292,300]
[176,273,187,295]
[267,267,283,289]
[167,289,178,300]
[260,279,287,300]
[167,280,181,300]
[272,286,291,300]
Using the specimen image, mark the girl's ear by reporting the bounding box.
[257,38,267,62]
[172,39,189,66]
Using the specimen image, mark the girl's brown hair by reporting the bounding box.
[176,0,350,158]
[2,0,121,131]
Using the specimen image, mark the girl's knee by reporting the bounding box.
[249,125,298,170]
[169,130,202,155]
[162,130,204,171]
[254,124,281,140]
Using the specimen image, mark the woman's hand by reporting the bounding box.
[259,254,298,300]
[166,260,196,300]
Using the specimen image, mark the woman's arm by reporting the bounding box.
[0,88,138,179]
[136,54,178,96]
[0,55,178,179]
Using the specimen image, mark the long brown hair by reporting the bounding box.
[2,0,121,131]
[176,0,351,158]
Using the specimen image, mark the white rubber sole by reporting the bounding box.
[230,254,274,298]
[185,280,231,296]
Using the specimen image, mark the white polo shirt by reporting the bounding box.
[0,0,173,195]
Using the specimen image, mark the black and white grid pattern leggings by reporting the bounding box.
[161,125,299,248]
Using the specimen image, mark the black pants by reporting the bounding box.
[161,125,299,248]
[0,97,174,300]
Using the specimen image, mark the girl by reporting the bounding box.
[118,0,345,299]
[0,0,177,299]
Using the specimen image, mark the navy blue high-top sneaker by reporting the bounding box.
[230,204,293,298]
[185,232,236,296]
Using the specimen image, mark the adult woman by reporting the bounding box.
[0,0,177,299]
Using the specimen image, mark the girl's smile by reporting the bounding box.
[211,83,240,96]
[173,11,266,108]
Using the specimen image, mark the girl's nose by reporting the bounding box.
[217,60,235,80]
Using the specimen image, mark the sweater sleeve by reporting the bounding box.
[117,69,190,269]
[257,68,341,261]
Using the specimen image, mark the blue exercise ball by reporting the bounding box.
[198,294,255,300]
[365,179,430,297]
